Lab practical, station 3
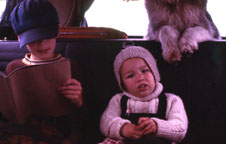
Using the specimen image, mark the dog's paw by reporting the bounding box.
[162,45,181,63]
[179,35,198,55]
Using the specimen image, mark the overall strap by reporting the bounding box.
[120,95,129,117]
[120,92,167,120]
[156,92,167,120]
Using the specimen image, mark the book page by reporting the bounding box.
[6,59,74,123]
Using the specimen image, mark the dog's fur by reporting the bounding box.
[144,0,220,63]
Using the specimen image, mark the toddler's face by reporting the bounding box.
[120,57,156,98]
[26,38,56,60]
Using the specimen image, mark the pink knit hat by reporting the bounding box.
[114,46,160,90]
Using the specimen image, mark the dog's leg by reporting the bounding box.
[179,26,212,54]
[158,25,181,63]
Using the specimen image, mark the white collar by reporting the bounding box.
[22,53,63,65]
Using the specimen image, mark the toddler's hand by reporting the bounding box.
[120,123,142,140]
[58,78,82,107]
[138,117,157,135]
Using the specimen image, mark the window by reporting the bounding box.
[85,0,226,37]
[207,1,226,38]
[85,0,148,37]
[0,0,6,21]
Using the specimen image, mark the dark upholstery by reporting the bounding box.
[0,39,226,144]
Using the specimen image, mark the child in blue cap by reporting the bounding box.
[0,0,86,143]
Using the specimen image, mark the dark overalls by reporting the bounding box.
[120,92,171,144]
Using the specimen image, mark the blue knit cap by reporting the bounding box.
[10,0,59,48]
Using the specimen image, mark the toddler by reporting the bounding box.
[100,46,188,144]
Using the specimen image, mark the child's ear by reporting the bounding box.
[17,36,20,42]
[57,25,61,38]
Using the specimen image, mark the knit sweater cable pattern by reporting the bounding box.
[100,82,188,143]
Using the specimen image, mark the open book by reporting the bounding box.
[0,59,74,124]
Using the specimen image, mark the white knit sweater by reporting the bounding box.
[100,82,188,143]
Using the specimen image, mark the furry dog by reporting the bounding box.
[144,0,220,63]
